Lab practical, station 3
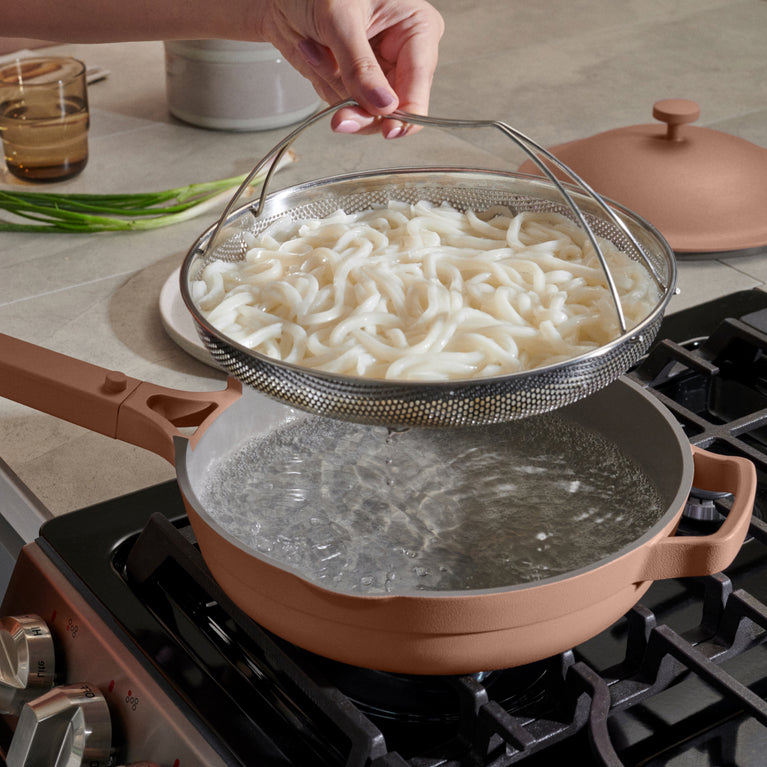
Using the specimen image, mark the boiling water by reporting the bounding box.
[200,415,665,594]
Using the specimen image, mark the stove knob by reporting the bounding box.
[0,615,55,715]
[5,683,112,767]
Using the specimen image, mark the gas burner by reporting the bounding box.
[311,658,555,759]
[684,488,732,523]
[676,486,765,541]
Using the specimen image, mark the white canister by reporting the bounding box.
[164,40,321,131]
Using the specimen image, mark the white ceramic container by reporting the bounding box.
[164,40,321,131]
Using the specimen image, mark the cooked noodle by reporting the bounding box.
[193,201,658,381]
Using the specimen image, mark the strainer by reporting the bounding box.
[180,102,676,427]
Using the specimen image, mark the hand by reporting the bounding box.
[258,0,444,137]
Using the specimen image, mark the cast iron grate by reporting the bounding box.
[120,511,767,767]
[106,293,767,766]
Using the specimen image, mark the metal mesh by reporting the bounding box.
[182,169,675,427]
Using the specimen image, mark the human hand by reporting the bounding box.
[258,0,444,137]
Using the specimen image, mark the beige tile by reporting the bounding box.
[671,258,763,312]
[712,110,767,148]
[430,0,767,153]
[8,422,176,515]
[0,270,221,385]
[432,0,737,64]
[722,253,767,284]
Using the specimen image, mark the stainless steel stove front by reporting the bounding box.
[0,542,229,766]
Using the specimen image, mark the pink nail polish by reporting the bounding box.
[335,119,360,134]
[384,124,408,139]
[368,87,396,110]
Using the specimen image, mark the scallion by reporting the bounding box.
[0,151,295,233]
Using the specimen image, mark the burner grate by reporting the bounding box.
[34,289,767,766]
[113,511,767,767]
[121,512,388,767]
[630,312,767,465]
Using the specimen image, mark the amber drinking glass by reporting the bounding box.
[0,57,89,182]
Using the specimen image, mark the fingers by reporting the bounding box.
[318,9,400,119]
[264,0,443,138]
[334,2,444,138]
[294,34,400,136]
[294,38,343,104]
[330,105,408,138]
[296,30,404,138]
[381,10,444,119]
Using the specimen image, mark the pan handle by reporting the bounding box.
[639,446,756,581]
[0,333,241,465]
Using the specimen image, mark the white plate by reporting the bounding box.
[159,267,222,370]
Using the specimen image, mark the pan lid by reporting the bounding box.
[519,99,767,256]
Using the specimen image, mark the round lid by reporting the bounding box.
[518,99,767,255]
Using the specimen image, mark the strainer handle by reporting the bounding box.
[208,100,665,334]
[389,112,667,305]
[207,100,356,255]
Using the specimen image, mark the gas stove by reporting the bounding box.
[3,289,767,765]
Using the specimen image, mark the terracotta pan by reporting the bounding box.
[0,332,756,675]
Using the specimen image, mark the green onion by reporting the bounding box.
[0,151,295,233]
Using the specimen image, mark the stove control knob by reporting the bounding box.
[0,614,55,715]
[5,683,112,767]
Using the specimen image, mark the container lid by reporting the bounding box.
[518,99,767,256]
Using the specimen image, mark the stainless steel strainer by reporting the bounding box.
[180,102,676,427]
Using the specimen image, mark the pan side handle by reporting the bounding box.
[117,378,242,464]
[0,332,242,466]
[638,447,756,582]
[0,332,143,440]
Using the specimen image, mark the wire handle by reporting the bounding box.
[206,101,668,334]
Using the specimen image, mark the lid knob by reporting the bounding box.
[652,98,701,141]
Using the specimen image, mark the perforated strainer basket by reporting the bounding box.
[180,102,676,427]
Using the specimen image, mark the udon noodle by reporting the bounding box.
[192,201,658,381]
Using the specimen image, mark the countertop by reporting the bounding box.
[1,0,767,520]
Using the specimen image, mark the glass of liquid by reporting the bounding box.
[0,57,89,182]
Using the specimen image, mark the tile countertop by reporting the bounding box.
[1,0,766,518]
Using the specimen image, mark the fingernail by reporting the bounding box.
[367,86,397,110]
[384,123,408,139]
[335,119,361,134]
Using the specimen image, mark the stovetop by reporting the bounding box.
[31,288,767,766]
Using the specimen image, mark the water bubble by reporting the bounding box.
[199,413,664,595]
